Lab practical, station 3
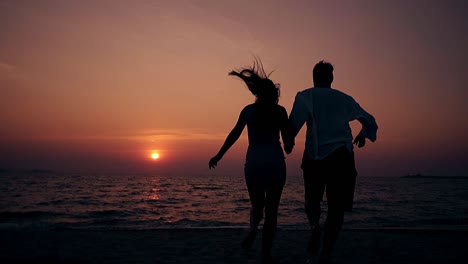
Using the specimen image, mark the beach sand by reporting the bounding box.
[0,228,466,264]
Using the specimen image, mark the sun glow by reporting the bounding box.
[151,152,160,160]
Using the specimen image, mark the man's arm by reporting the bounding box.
[289,93,308,140]
[350,99,378,147]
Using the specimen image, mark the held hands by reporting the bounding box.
[353,135,366,148]
[208,155,222,169]
[284,144,294,154]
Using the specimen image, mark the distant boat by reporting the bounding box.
[402,174,468,179]
[401,173,425,178]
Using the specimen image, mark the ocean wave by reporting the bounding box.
[408,218,468,226]
[82,209,132,218]
[232,198,250,203]
[168,218,241,227]
[192,186,224,191]
[0,211,64,221]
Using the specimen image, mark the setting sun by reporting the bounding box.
[151,152,160,160]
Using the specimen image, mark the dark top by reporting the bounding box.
[240,103,293,148]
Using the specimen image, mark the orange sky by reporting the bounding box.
[1,0,467,176]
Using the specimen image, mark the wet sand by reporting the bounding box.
[0,228,466,263]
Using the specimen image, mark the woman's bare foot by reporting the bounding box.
[241,229,257,250]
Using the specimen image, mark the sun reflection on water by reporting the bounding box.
[148,178,160,200]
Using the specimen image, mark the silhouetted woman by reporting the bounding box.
[209,59,293,263]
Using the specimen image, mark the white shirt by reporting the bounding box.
[289,87,378,160]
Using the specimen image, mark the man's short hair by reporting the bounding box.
[313,60,334,85]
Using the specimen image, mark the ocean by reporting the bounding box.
[1,172,467,230]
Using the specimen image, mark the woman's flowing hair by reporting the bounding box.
[229,57,280,104]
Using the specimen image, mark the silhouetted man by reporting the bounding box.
[288,60,378,264]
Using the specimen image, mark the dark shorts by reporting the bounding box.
[301,146,357,211]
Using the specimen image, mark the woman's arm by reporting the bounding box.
[209,110,247,169]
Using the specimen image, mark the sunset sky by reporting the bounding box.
[1,0,467,177]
